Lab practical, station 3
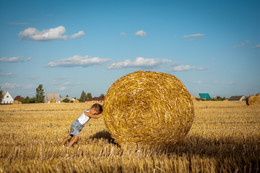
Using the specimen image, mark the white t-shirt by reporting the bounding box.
[77,110,91,126]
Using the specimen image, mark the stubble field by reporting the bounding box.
[0,101,259,172]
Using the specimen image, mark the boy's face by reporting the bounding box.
[90,108,99,115]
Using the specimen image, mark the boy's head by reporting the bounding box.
[90,103,103,115]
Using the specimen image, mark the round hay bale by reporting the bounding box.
[13,100,22,104]
[49,98,56,103]
[73,99,79,103]
[246,95,260,105]
[246,96,253,105]
[256,96,260,105]
[191,96,196,102]
[103,71,194,145]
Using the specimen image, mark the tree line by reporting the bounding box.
[0,85,103,104]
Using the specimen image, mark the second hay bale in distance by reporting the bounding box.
[246,95,260,105]
[103,71,194,145]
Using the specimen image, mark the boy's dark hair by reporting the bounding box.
[91,103,103,114]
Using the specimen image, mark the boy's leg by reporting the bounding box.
[68,135,79,147]
[61,135,72,145]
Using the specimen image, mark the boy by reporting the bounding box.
[62,103,103,147]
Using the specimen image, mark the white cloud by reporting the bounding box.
[26,57,32,62]
[46,55,110,67]
[135,30,147,37]
[0,72,15,77]
[71,30,85,38]
[57,86,68,91]
[172,65,207,72]
[0,56,22,62]
[197,67,208,70]
[173,65,195,71]
[234,40,249,48]
[255,44,260,48]
[19,26,67,40]
[19,26,84,41]
[0,56,31,63]
[0,82,21,89]
[192,80,203,84]
[184,33,204,39]
[120,32,126,36]
[107,57,170,69]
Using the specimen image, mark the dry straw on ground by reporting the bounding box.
[103,71,194,145]
[0,102,259,172]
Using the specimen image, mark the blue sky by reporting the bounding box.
[0,0,259,98]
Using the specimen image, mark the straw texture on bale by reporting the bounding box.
[103,71,194,145]
[246,95,260,105]
[191,96,196,101]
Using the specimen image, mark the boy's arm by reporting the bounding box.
[85,112,103,119]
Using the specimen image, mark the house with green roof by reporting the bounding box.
[198,93,211,99]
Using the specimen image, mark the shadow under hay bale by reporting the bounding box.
[90,130,119,146]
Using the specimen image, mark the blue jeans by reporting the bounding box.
[69,119,83,136]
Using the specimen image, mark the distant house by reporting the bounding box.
[1,91,14,104]
[44,93,61,103]
[85,96,105,103]
[229,95,245,101]
[198,93,211,99]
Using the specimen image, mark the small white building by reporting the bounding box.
[1,91,14,104]
[44,93,61,103]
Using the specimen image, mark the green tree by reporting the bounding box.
[86,92,92,100]
[79,90,87,102]
[100,94,105,97]
[21,96,30,104]
[62,98,70,103]
[36,84,45,103]
[0,87,3,102]
[29,97,36,103]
